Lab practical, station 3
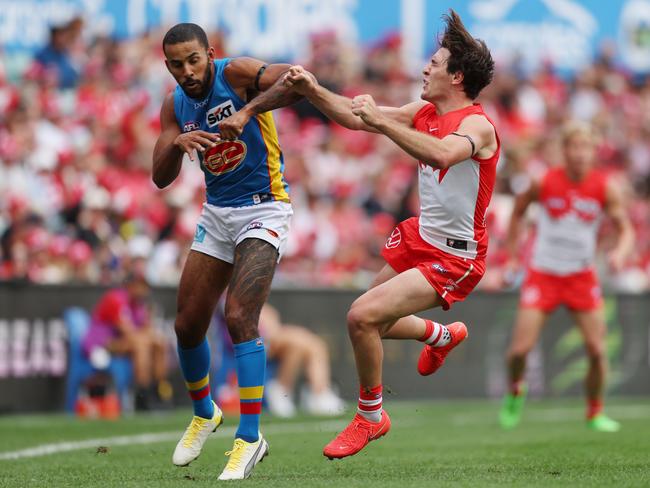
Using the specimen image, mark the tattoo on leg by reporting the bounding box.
[231,239,279,301]
[226,239,279,342]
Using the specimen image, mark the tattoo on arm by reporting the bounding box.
[246,75,303,115]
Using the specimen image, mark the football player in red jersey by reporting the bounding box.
[499,121,634,433]
[285,10,499,458]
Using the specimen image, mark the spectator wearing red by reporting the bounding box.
[82,272,170,410]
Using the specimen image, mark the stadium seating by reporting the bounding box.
[63,307,133,413]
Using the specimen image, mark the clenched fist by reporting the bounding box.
[351,94,383,127]
[218,110,251,141]
[282,65,318,96]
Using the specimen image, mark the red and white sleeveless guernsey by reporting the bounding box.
[415,103,500,259]
[381,103,500,309]
[520,167,608,312]
[530,167,608,275]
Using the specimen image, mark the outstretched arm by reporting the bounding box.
[604,177,634,271]
[219,58,303,139]
[283,65,424,132]
[351,94,497,169]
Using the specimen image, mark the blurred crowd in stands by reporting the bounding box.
[1,17,649,291]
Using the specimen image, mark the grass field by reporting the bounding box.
[1,399,649,487]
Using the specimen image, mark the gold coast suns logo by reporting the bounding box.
[203,140,247,175]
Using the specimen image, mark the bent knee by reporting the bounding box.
[224,307,246,328]
[224,309,259,342]
[507,347,530,362]
[346,305,364,331]
[174,317,192,339]
[585,343,605,360]
[347,302,382,332]
[174,316,206,348]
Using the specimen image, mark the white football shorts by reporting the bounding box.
[190,201,293,264]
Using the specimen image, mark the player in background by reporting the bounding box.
[284,10,499,459]
[152,23,301,480]
[499,121,634,433]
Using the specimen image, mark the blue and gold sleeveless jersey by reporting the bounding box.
[173,58,290,207]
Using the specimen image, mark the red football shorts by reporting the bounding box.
[380,217,485,310]
[520,267,603,312]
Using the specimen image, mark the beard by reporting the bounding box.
[181,63,214,99]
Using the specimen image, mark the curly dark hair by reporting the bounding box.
[440,10,494,100]
[162,23,209,54]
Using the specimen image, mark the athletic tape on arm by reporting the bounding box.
[254,64,268,91]
[451,132,476,157]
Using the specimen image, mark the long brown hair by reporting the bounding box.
[440,10,494,99]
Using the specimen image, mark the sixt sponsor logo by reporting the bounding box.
[183,121,200,132]
[206,100,236,127]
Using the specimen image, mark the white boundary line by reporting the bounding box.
[0,420,346,461]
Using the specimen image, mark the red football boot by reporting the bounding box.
[417,322,468,376]
[323,411,391,459]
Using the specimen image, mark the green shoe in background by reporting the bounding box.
[587,413,621,433]
[499,384,527,430]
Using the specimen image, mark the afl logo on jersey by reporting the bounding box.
[203,140,247,175]
[206,100,236,127]
[183,121,200,132]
